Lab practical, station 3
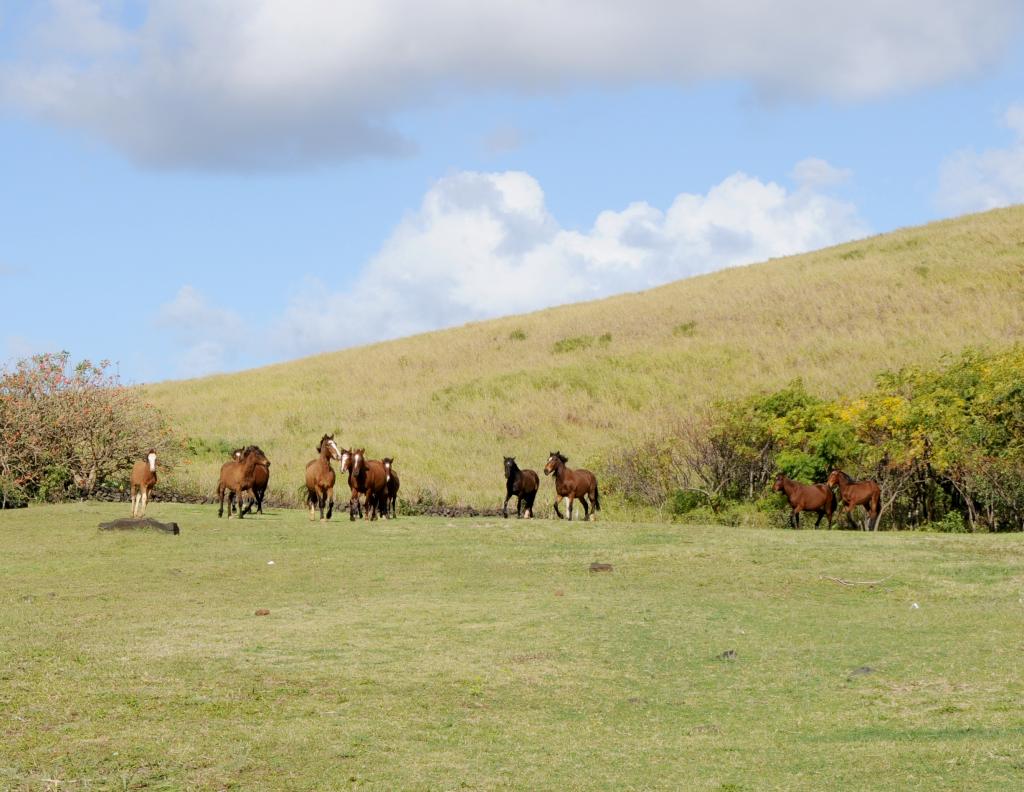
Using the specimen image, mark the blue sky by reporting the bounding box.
[2,1,1024,383]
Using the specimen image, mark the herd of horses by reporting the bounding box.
[773,470,881,530]
[128,439,880,529]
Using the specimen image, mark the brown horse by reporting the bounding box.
[218,445,270,519]
[305,434,342,521]
[129,448,157,518]
[544,451,600,521]
[382,458,400,519]
[827,469,882,530]
[503,456,539,519]
[347,448,389,521]
[224,448,270,516]
[772,473,835,529]
[241,450,270,517]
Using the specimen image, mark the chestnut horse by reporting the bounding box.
[503,456,539,519]
[382,457,400,519]
[305,434,342,521]
[223,447,268,517]
[544,452,600,521]
[347,448,389,521]
[827,469,882,530]
[218,445,270,519]
[772,473,835,529]
[129,448,157,518]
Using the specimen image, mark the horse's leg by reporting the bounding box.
[566,495,575,521]
[794,507,802,529]
[139,487,148,518]
[349,491,357,521]
[308,490,316,521]
[813,510,823,529]
[553,495,563,519]
[503,493,511,519]
[326,485,334,520]
[580,495,590,521]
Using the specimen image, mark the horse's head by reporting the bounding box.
[338,448,352,472]
[504,456,515,478]
[772,473,785,491]
[325,436,343,462]
[243,445,270,467]
[352,448,365,475]
[146,448,157,473]
[232,448,244,461]
[544,452,565,476]
[826,469,842,488]
[382,457,394,482]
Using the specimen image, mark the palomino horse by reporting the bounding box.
[218,445,270,519]
[347,448,389,521]
[129,449,157,518]
[773,473,835,529]
[382,458,400,519]
[305,434,342,521]
[827,469,882,530]
[503,456,539,519]
[544,451,600,521]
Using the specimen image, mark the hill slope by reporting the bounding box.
[143,206,1024,512]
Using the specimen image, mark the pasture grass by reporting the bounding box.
[3,503,1024,790]
[141,206,1024,509]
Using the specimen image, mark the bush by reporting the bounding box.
[0,352,180,502]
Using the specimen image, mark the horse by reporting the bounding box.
[503,456,539,519]
[304,434,342,521]
[544,451,600,521]
[772,473,835,529]
[382,458,400,519]
[129,448,157,518]
[827,469,882,530]
[241,449,270,517]
[347,448,388,521]
[218,446,270,519]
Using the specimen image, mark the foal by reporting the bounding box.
[503,456,539,519]
[772,473,835,529]
[826,469,882,530]
[129,449,157,518]
[544,451,600,521]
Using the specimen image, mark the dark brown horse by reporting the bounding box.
[773,473,835,529]
[305,434,342,521]
[503,456,539,519]
[544,451,600,521]
[129,449,158,518]
[347,448,388,521]
[827,469,881,530]
[218,445,270,519]
[242,450,270,517]
[382,458,400,519]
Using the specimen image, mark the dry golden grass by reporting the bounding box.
[142,206,1024,511]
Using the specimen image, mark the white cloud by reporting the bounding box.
[791,158,852,189]
[155,285,247,377]
[271,165,869,356]
[1,0,1019,168]
[937,104,1024,214]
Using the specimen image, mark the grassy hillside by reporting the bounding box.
[143,207,1024,511]
[4,504,1023,789]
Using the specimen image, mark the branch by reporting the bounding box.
[819,575,890,587]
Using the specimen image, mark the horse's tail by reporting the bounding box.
[592,479,601,511]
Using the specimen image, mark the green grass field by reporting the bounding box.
[3,503,1023,790]
[141,206,1024,511]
